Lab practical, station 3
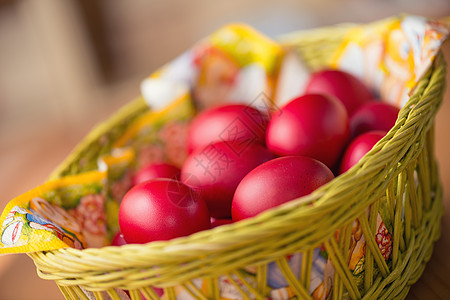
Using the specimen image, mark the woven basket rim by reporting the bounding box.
[30,26,447,272]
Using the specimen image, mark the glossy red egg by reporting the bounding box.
[304,69,373,115]
[181,141,273,219]
[187,104,268,154]
[111,232,127,246]
[339,130,386,174]
[266,93,350,168]
[132,163,181,186]
[232,156,334,221]
[119,179,210,244]
[350,101,400,138]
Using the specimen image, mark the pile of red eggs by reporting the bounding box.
[114,69,399,246]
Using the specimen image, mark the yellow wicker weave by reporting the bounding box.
[28,22,447,300]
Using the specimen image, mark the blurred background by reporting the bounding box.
[0,0,449,299]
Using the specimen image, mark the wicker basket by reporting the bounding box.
[28,22,447,300]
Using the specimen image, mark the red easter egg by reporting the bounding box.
[304,69,373,115]
[339,130,386,174]
[266,93,350,168]
[181,141,273,218]
[133,163,181,186]
[350,101,399,138]
[119,179,210,244]
[232,156,334,221]
[187,104,268,154]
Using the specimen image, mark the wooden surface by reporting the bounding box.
[0,39,449,300]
